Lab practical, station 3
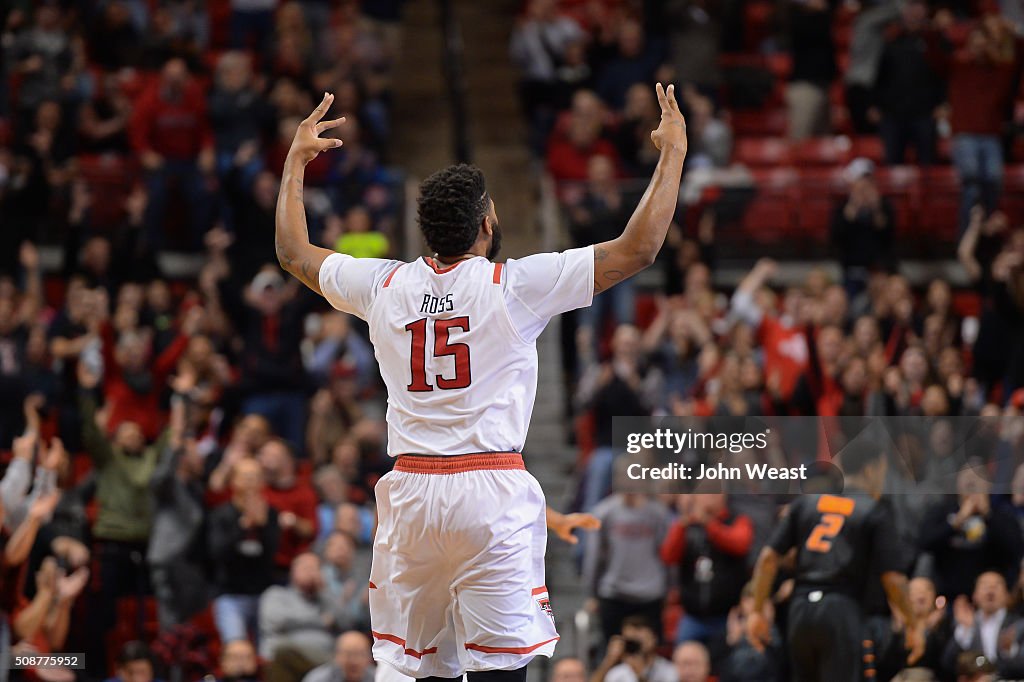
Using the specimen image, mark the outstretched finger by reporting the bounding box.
[655,82,669,112]
[315,116,347,135]
[304,92,334,125]
[317,137,344,152]
[666,84,681,113]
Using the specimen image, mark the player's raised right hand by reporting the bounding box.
[650,83,687,155]
[287,93,347,166]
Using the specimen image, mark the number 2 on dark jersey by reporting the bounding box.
[805,495,856,554]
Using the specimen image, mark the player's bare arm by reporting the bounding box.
[882,571,925,665]
[746,545,779,652]
[275,92,347,295]
[592,83,687,294]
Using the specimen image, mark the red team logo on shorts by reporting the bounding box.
[537,596,554,623]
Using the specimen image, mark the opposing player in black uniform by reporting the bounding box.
[745,442,924,681]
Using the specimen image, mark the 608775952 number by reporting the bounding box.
[12,654,85,670]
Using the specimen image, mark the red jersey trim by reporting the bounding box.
[464,637,560,654]
[371,631,439,658]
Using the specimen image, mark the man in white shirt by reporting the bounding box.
[946,571,1024,675]
[274,84,687,682]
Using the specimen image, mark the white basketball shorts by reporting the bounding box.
[368,453,559,678]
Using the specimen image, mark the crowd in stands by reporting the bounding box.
[509,0,1024,681]
[0,1,405,682]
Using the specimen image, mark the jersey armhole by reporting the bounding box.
[493,262,531,346]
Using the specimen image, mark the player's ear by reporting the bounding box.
[481,214,493,237]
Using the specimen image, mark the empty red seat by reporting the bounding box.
[852,136,886,164]
[875,165,922,233]
[77,154,136,228]
[792,137,852,167]
[735,137,792,167]
[731,109,788,137]
[742,167,799,242]
[796,167,847,241]
[1001,164,1024,222]
[919,166,961,241]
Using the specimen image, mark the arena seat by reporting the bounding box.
[742,167,799,243]
[796,167,848,241]
[874,165,922,234]
[792,137,852,167]
[1001,164,1024,222]
[852,136,886,164]
[919,166,962,243]
[735,137,792,167]
[731,108,788,137]
[77,154,136,228]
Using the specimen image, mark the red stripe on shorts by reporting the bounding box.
[531,586,547,595]
[371,631,438,658]
[464,637,560,654]
[394,452,524,474]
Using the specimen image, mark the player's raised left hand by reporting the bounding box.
[548,511,601,545]
[287,93,347,166]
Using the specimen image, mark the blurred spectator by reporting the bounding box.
[258,438,318,575]
[575,326,658,512]
[130,58,216,250]
[590,616,675,682]
[583,491,670,646]
[873,0,949,164]
[78,360,164,669]
[719,585,782,682]
[147,380,209,630]
[660,492,754,656]
[614,84,662,177]
[550,657,586,682]
[830,159,896,297]
[259,553,336,680]
[946,18,1019,235]
[664,1,722,97]
[594,20,663,111]
[510,0,586,153]
[784,0,837,140]
[205,267,313,450]
[920,468,1024,599]
[547,91,619,185]
[877,577,953,680]
[89,1,142,70]
[681,88,731,169]
[209,52,273,179]
[208,459,281,645]
[845,2,901,133]
[231,0,277,51]
[10,5,70,127]
[672,641,713,682]
[106,641,162,682]
[942,571,1024,676]
[218,639,262,682]
[332,207,390,259]
[318,531,369,632]
[301,631,374,682]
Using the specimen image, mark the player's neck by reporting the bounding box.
[435,251,482,266]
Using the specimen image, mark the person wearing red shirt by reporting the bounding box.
[129,57,216,250]
[660,492,753,659]
[946,17,1020,236]
[546,90,620,195]
[258,438,319,577]
[99,308,201,441]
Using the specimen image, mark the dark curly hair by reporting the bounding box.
[417,164,489,257]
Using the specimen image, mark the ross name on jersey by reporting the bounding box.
[420,293,455,314]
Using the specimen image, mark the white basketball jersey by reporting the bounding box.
[318,247,594,456]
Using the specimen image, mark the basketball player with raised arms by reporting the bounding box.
[274,83,687,682]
